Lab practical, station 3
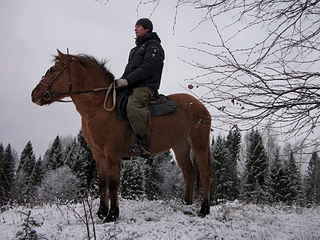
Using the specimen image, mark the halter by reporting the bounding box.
[37,59,117,111]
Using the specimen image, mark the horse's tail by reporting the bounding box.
[189,149,198,189]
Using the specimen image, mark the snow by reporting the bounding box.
[1,199,320,240]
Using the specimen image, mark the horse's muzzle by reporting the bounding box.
[31,90,43,105]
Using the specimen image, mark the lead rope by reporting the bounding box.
[104,81,117,111]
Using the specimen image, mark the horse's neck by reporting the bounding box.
[71,90,112,118]
[69,62,116,119]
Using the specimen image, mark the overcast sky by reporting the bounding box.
[0,0,218,157]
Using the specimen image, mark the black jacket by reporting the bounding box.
[121,32,165,91]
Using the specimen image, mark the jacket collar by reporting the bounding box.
[135,32,161,46]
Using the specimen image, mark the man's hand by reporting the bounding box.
[115,78,129,87]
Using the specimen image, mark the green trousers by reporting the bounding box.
[127,87,155,136]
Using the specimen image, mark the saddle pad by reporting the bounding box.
[116,90,178,120]
[148,94,179,118]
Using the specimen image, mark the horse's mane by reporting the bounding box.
[54,54,115,81]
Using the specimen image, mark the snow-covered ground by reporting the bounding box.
[1,198,319,240]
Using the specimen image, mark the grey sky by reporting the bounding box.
[0,0,216,156]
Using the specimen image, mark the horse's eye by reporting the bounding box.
[41,67,53,79]
[41,69,49,79]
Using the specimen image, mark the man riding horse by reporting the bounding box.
[115,18,165,158]
[32,19,212,221]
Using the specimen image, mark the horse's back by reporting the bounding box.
[167,93,211,119]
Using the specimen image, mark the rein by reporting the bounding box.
[38,60,117,111]
[57,84,117,111]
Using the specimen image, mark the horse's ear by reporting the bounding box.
[56,49,68,63]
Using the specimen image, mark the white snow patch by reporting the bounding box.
[1,199,319,240]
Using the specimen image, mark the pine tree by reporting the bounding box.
[144,153,170,200]
[76,131,97,192]
[16,141,37,204]
[0,143,4,202]
[305,152,320,205]
[284,151,302,205]
[45,136,64,171]
[30,157,44,188]
[15,210,42,240]
[212,135,232,201]
[269,148,287,203]
[121,159,144,200]
[226,128,241,200]
[65,131,98,196]
[18,141,36,174]
[243,129,269,203]
[0,144,16,205]
[121,150,182,201]
[64,137,78,169]
[0,143,4,161]
[0,143,6,205]
[157,151,183,199]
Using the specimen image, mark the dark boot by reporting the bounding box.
[138,134,150,158]
[130,134,150,158]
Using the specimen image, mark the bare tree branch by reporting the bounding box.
[170,0,320,151]
[97,0,320,151]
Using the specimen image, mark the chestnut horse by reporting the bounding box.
[31,50,213,222]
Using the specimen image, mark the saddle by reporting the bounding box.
[116,89,178,120]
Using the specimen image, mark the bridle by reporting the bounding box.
[37,59,117,111]
[39,62,70,100]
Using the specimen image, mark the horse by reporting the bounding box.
[31,49,213,222]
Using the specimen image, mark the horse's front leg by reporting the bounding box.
[104,156,121,222]
[94,154,109,219]
[83,133,110,219]
[97,173,109,219]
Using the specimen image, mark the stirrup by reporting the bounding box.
[139,147,150,159]
[130,143,141,155]
[130,144,150,158]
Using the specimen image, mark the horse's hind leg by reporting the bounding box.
[189,134,212,216]
[194,148,212,215]
[172,139,195,205]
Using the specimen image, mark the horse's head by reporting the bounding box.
[31,49,73,105]
[32,49,115,106]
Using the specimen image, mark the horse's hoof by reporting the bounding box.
[97,211,106,220]
[184,199,193,205]
[104,216,116,223]
[97,208,108,219]
[198,201,210,217]
[103,207,119,223]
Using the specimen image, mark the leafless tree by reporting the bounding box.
[161,1,320,150]
[101,0,320,151]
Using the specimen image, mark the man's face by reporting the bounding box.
[135,25,149,39]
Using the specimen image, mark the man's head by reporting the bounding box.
[136,18,153,32]
[135,18,153,38]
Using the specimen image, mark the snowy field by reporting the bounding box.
[1,198,320,240]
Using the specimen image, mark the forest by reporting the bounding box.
[1,0,320,238]
[1,128,319,209]
[2,0,320,210]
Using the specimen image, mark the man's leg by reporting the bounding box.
[127,87,155,157]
